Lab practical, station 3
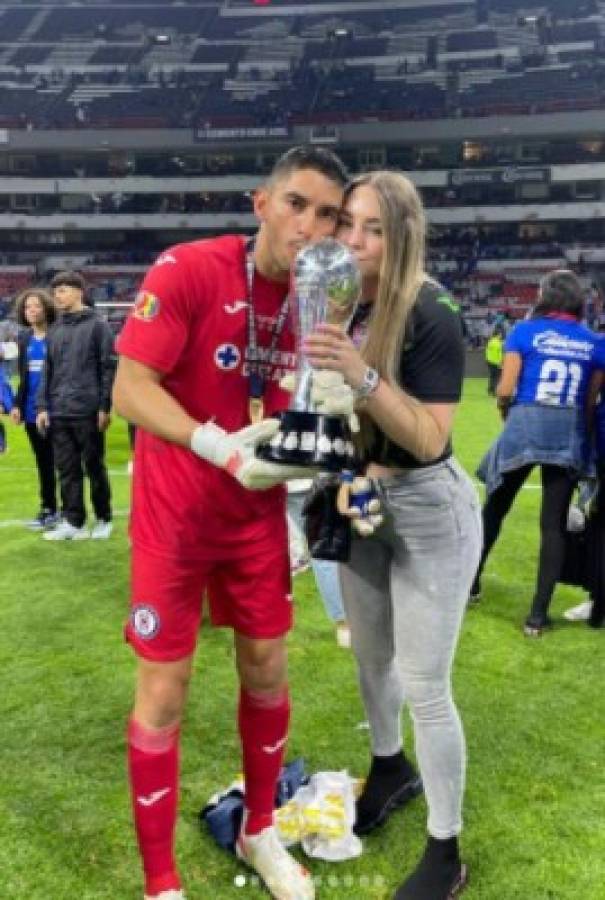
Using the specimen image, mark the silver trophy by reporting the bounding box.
[257,237,362,470]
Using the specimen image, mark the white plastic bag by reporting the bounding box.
[275,770,363,861]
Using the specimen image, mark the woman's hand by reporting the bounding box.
[303,324,367,390]
[9,408,21,425]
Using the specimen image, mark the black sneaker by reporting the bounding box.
[468,575,481,604]
[354,752,423,836]
[25,510,60,531]
[394,837,468,900]
[523,614,553,638]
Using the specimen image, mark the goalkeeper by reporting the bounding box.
[113,146,350,900]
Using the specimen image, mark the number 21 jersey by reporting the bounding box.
[506,317,605,407]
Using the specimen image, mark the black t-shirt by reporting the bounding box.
[366,279,465,469]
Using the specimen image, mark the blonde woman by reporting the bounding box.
[304,171,481,900]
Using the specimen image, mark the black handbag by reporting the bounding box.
[559,526,592,590]
[302,478,351,562]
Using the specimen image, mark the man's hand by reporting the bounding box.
[98,411,111,432]
[36,410,50,435]
[190,419,315,490]
[9,408,21,425]
[337,473,384,537]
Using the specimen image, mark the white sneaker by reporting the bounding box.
[291,557,310,577]
[43,520,90,541]
[127,459,134,475]
[144,891,185,900]
[335,623,351,649]
[91,519,113,540]
[236,814,314,900]
[563,599,593,622]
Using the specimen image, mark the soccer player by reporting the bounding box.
[112,146,348,900]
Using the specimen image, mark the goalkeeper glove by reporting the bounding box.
[190,420,315,490]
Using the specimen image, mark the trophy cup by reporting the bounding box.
[257,237,361,471]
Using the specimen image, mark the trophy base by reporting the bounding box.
[256,410,356,472]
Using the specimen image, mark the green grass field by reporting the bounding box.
[0,378,603,900]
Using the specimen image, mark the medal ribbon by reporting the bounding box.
[244,238,290,422]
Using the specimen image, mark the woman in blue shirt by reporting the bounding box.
[11,287,58,529]
[472,270,605,635]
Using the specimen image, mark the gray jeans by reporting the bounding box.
[340,457,481,839]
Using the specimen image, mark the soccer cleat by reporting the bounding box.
[144,891,186,900]
[563,599,593,622]
[90,519,113,540]
[25,510,60,531]
[42,520,90,541]
[236,813,315,900]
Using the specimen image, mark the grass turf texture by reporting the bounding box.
[0,378,602,899]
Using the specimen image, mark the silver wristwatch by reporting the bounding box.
[354,366,380,401]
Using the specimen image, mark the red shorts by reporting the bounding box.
[125,540,292,662]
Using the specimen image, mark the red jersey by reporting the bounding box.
[117,236,296,559]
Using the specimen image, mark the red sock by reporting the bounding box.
[238,686,290,836]
[127,717,181,897]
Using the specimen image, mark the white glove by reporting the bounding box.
[310,370,359,433]
[190,420,316,490]
[337,474,384,537]
[279,369,359,433]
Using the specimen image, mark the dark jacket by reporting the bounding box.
[37,308,115,418]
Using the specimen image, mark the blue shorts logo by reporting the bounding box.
[131,604,160,640]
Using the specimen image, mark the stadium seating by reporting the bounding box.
[2,0,605,331]
[0,0,603,128]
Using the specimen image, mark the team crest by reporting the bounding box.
[215,343,241,370]
[131,604,160,639]
[133,291,160,322]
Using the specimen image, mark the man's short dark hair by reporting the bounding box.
[267,145,348,189]
[50,270,86,293]
[534,269,585,319]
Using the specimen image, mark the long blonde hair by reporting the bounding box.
[346,170,427,384]
[344,171,428,456]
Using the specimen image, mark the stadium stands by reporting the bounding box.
[0,0,604,128]
[2,0,605,332]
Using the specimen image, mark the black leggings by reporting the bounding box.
[477,464,577,622]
